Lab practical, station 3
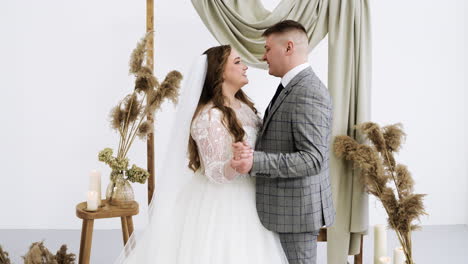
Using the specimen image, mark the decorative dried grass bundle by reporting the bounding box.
[129,32,151,74]
[55,245,75,264]
[334,122,426,264]
[0,245,11,264]
[135,66,158,93]
[100,32,182,186]
[1,243,75,264]
[22,242,57,264]
[159,71,182,104]
[137,120,153,140]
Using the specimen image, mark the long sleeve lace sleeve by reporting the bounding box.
[191,107,240,184]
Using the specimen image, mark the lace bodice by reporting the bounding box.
[190,102,262,184]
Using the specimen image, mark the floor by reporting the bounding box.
[0,225,466,263]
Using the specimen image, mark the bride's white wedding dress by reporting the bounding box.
[117,102,288,264]
[176,102,287,263]
[114,54,288,264]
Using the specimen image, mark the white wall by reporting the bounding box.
[0,0,466,230]
[370,0,467,226]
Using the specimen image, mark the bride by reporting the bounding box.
[114,45,288,264]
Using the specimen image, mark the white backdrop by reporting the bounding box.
[0,0,466,230]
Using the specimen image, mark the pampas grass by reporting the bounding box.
[0,245,11,264]
[55,245,75,264]
[129,32,151,74]
[0,242,77,264]
[22,242,57,264]
[137,120,153,140]
[99,32,182,187]
[334,122,426,264]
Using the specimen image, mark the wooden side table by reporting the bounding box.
[76,200,139,264]
[318,228,364,264]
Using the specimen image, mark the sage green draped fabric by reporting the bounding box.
[192,0,329,69]
[191,1,371,263]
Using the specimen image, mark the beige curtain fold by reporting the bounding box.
[191,0,371,263]
[192,0,328,69]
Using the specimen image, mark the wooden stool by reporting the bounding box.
[76,200,139,264]
[318,228,364,264]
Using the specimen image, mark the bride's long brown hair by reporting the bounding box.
[188,45,258,172]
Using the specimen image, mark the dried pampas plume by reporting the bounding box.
[55,245,76,264]
[18,242,76,264]
[395,164,414,196]
[146,70,182,114]
[383,123,406,152]
[129,33,159,94]
[159,70,182,104]
[123,93,141,123]
[135,66,159,93]
[129,31,153,74]
[334,122,426,264]
[110,104,126,131]
[22,242,57,264]
[0,245,11,264]
[137,120,154,139]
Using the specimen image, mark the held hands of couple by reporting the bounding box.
[230,141,253,174]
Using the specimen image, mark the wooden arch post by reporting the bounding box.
[146,0,155,205]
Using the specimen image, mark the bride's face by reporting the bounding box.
[223,49,249,89]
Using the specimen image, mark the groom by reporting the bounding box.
[231,20,335,264]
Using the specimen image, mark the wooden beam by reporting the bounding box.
[146,0,155,205]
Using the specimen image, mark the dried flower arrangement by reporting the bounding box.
[334,122,427,264]
[0,245,11,264]
[0,242,75,264]
[98,32,182,189]
[54,246,75,264]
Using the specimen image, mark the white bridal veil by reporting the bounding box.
[114,55,208,263]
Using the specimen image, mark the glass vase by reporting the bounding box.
[105,171,135,208]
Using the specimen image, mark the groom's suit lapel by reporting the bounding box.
[260,67,312,137]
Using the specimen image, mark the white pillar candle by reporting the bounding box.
[379,256,391,264]
[86,191,99,211]
[374,224,387,264]
[393,247,406,264]
[89,169,101,206]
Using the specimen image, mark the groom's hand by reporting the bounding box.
[231,141,254,174]
[232,141,253,160]
[230,156,253,174]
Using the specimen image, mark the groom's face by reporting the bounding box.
[262,34,287,78]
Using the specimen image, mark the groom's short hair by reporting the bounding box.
[262,20,307,37]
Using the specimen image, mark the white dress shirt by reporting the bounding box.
[281,62,310,87]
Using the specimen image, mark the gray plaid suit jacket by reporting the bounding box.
[250,67,335,233]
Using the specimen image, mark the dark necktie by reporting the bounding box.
[264,83,284,119]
